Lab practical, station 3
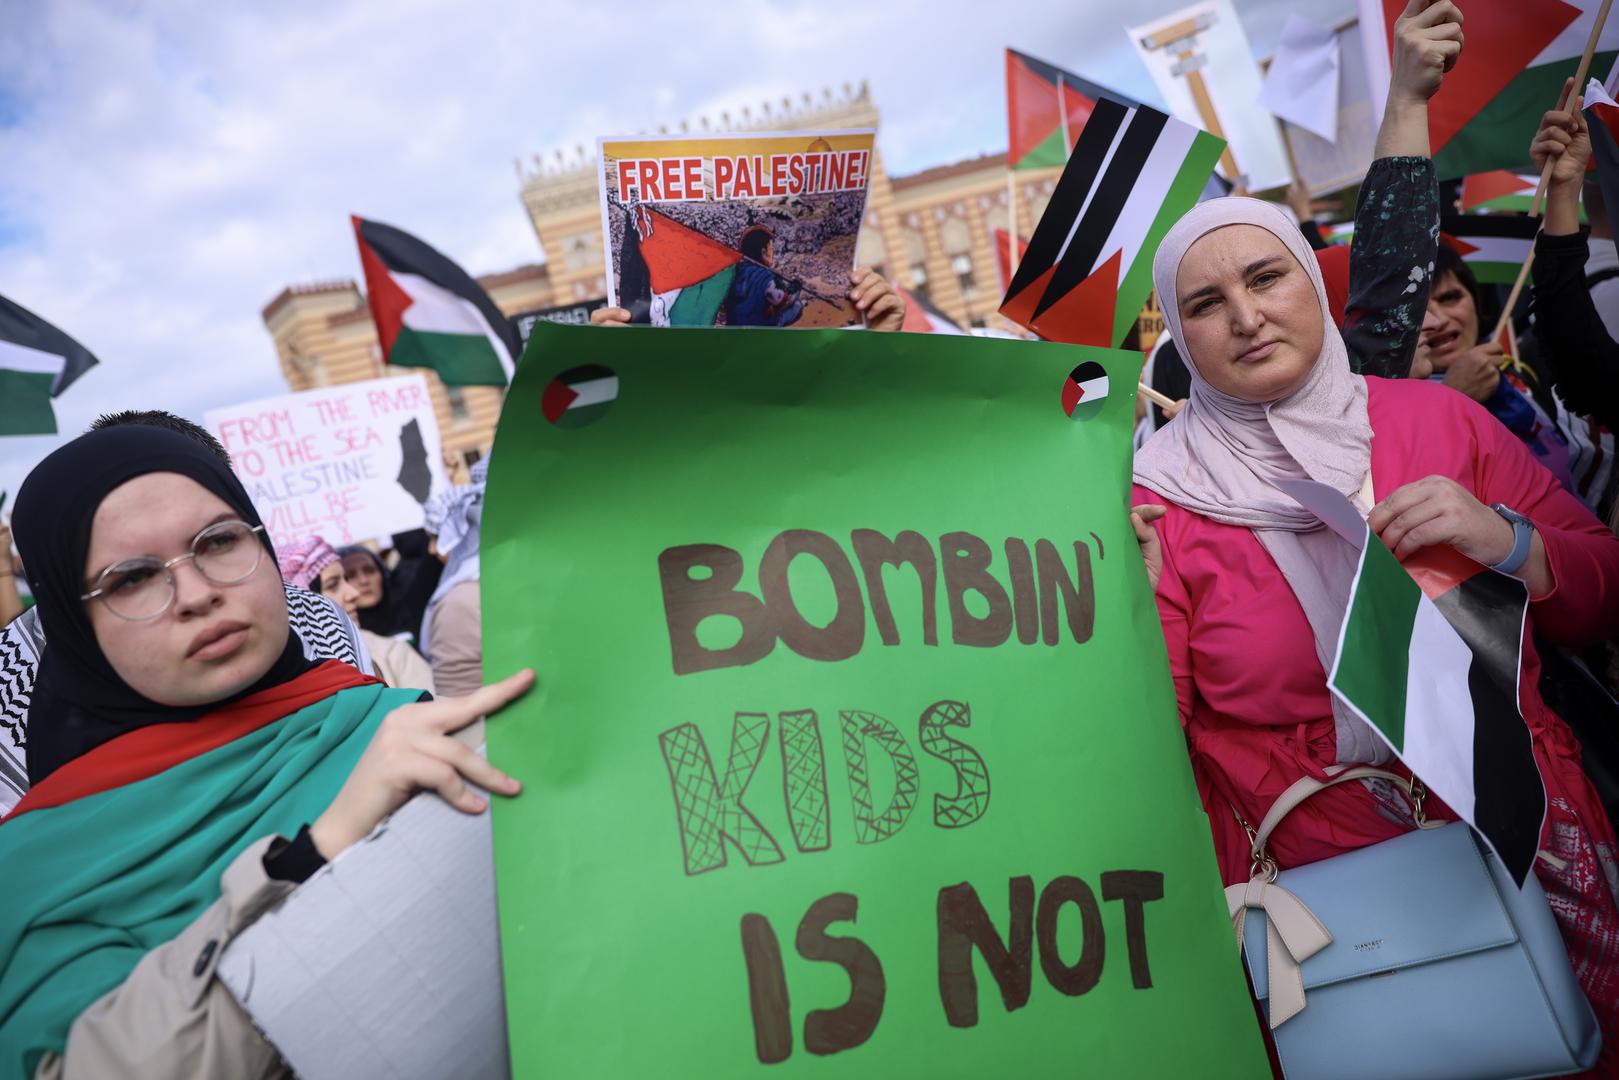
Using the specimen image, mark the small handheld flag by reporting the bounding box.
[352,216,520,387]
[1000,95,1224,348]
[0,294,100,437]
[1584,77,1619,234]
[1004,49,1141,172]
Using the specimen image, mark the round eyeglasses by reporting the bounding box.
[81,520,267,621]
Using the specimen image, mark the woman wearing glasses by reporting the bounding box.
[0,426,531,1080]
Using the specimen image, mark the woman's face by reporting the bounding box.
[84,472,288,707]
[1421,270,1479,371]
[317,560,362,620]
[341,551,384,608]
[1174,224,1325,403]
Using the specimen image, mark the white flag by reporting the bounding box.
[1257,14,1341,144]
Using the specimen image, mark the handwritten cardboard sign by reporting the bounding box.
[206,374,448,550]
[482,322,1269,1076]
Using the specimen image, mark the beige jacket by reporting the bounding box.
[360,629,436,696]
[426,581,483,700]
[34,838,294,1080]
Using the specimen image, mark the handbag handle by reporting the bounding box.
[1248,764,1436,876]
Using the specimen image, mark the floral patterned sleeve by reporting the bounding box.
[1341,156,1439,379]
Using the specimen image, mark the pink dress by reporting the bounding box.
[1135,376,1619,1066]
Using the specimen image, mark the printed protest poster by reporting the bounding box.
[482,321,1269,1076]
[597,130,875,328]
[513,298,608,345]
[206,374,448,549]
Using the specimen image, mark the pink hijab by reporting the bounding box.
[1133,197,1385,764]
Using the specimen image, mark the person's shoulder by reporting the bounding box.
[440,580,481,618]
[1366,375,1486,425]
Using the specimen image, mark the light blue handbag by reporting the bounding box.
[1229,765,1601,1080]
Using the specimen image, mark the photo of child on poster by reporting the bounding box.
[597,130,876,328]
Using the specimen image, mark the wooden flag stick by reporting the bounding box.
[1492,0,1612,344]
[1139,383,1178,410]
[1006,171,1020,276]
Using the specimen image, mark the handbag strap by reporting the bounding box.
[1249,764,1432,869]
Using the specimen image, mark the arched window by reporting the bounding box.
[939,218,976,297]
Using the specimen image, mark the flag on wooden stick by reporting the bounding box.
[1361,0,1619,178]
[0,295,99,437]
[1000,96,1224,347]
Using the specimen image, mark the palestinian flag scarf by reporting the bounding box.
[0,662,421,1080]
[0,295,98,437]
[352,216,519,386]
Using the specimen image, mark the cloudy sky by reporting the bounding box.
[0,0,1347,507]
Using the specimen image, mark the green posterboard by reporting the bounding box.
[483,322,1267,1076]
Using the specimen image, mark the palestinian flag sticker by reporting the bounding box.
[542,364,619,428]
[1061,361,1109,420]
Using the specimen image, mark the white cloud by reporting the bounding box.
[0,0,1348,514]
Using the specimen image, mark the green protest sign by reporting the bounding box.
[483,322,1268,1076]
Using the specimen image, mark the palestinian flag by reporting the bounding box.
[1330,536,1543,886]
[898,288,966,335]
[1440,215,1540,285]
[1360,0,1619,178]
[991,226,1030,296]
[1324,222,1355,246]
[352,216,519,387]
[1061,361,1109,421]
[1005,49,1141,171]
[541,364,619,427]
[1585,77,1619,229]
[621,206,741,327]
[1461,171,1542,213]
[1000,96,1225,348]
[0,294,99,437]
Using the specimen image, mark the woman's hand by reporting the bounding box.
[1533,78,1591,236]
[310,668,536,860]
[1389,0,1463,107]
[1132,504,1168,592]
[1531,83,1592,188]
[1441,344,1503,403]
[1369,476,1513,564]
[590,306,633,327]
[850,267,905,331]
[1375,0,1463,158]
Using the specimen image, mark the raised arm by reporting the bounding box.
[1529,85,1619,429]
[1341,0,1459,378]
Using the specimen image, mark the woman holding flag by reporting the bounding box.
[1131,181,1619,1078]
[0,426,532,1079]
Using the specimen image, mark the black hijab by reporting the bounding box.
[338,544,421,639]
[13,426,315,784]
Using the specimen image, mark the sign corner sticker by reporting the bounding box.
[543,364,620,427]
[1062,361,1110,420]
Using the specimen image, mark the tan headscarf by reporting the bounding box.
[1134,197,1386,763]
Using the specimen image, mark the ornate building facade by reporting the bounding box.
[262,83,1061,468]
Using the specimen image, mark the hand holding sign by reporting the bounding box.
[310,668,535,860]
